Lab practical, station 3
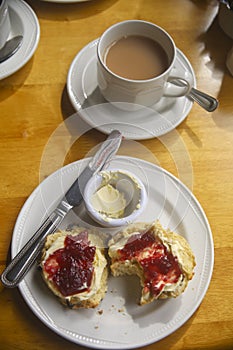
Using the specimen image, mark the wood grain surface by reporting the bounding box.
[0,0,233,349]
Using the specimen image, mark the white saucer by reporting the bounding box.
[0,0,40,80]
[67,39,196,140]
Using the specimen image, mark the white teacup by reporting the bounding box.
[97,20,192,110]
[0,0,11,50]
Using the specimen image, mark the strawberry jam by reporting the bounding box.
[118,229,182,297]
[44,231,96,297]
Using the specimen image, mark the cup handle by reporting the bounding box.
[164,76,191,98]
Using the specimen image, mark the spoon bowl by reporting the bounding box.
[0,35,23,63]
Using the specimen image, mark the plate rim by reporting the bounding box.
[11,156,214,349]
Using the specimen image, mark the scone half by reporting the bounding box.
[108,221,196,305]
[40,227,108,308]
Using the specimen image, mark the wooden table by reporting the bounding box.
[1,0,233,349]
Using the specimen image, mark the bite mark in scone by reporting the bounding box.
[40,227,108,309]
[108,221,196,305]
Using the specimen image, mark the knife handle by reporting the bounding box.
[1,210,65,288]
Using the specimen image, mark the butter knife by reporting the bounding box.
[1,130,122,288]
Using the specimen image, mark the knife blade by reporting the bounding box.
[1,130,122,288]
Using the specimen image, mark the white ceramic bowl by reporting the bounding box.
[83,169,147,227]
[218,3,233,40]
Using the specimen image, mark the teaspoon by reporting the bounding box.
[170,78,219,112]
[0,35,23,63]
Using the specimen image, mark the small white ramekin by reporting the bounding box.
[83,169,147,227]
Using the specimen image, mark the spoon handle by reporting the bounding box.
[188,87,219,112]
[169,78,219,112]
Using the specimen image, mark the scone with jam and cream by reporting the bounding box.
[108,221,196,305]
[40,227,108,308]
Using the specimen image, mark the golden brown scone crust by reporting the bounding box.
[108,221,196,305]
[41,227,108,309]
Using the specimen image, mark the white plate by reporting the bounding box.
[0,0,40,80]
[12,156,214,349]
[67,39,196,140]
